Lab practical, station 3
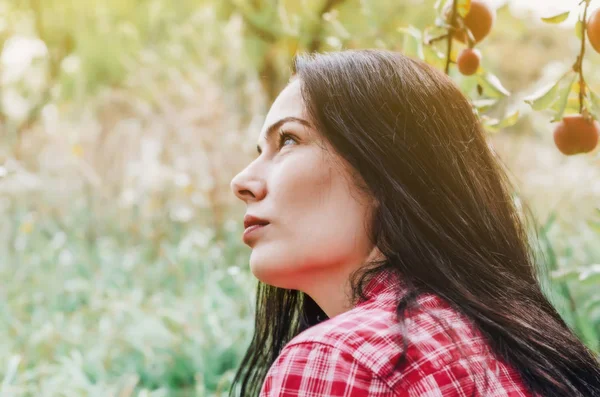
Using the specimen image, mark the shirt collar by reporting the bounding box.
[358,268,406,304]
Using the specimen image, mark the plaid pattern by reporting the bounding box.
[259,270,534,396]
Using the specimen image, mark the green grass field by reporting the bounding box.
[0,195,598,396]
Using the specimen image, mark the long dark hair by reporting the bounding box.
[228,49,600,397]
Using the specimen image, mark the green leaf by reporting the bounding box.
[588,219,600,234]
[481,110,520,133]
[472,98,498,113]
[476,72,510,98]
[481,115,500,132]
[550,267,580,282]
[541,11,570,24]
[524,80,561,111]
[540,211,557,234]
[434,0,447,13]
[328,19,351,39]
[397,25,422,38]
[579,264,600,286]
[496,109,520,129]
[563,96,583,115]
[582,295,600,315]
[457,0,471,18]
[550,72,577,122]
[423,25,448,43]
[575,20,583,40]
[398,26,424,60]
[573,309,600,353]
[423,44,446,69]
[459,74,479,95]
[588,87,600,119]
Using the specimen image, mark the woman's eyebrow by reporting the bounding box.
[257,116,312,154]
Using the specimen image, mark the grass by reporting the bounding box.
[0,197,255,396]
[0,193,597,396]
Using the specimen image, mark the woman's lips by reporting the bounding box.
[243,223,269,243]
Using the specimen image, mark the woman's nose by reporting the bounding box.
[230,168,266,203]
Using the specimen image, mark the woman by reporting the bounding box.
[228,49,600,396]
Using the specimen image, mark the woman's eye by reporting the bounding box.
[278,131,297,149]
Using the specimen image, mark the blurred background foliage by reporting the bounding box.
[0,0,599,396]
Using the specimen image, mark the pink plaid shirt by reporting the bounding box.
[259,270,534,396]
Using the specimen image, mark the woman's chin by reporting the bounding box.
[249,260,292,289]
[249,257,273,283]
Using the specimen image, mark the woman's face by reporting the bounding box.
[230,78,380,304]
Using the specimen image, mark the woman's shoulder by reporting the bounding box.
[285,291,531,395]
[286,291,476,371]
[285,290,406,355]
